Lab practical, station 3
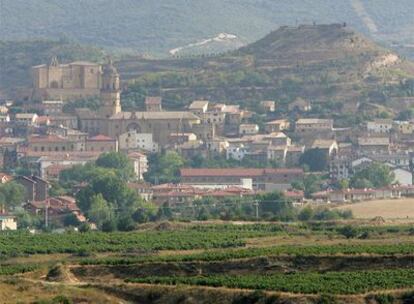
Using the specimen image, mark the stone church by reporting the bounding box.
[32,57,102,101]
[76,60,201,146]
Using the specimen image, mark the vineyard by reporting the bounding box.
[80,242,414,266]
[2,222,414,303]
[127,269,414,295]
[0,224,284,257]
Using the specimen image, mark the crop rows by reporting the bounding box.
[0,226,279,257]
[127,269,414,295]
[80,242,414,265]
[0,264,38,276]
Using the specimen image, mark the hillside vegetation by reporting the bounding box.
[2,0,414,57]
[118,24,414,113]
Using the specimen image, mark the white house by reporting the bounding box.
[0,114,10,123]
[118,130,159,153]
[226,144,248,161]
[128,152,148,181]
[393,168,413,185]
[0,215,17,231]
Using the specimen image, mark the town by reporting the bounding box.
[0,56,413,231]
[4,3,414,301]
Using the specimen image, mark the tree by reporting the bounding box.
[145,151,185,184]
[87,194,114,229]
[303,174,322,198]
[117,214,135,231]
[338,225,358,239]
[156,202,173,220]
[63,213,81,227]
[337,179,349,190]
[350,163,395,188]
[102,218,117,232]
[0,182,25,209]
[95,152,134,180]
[197,207,211,221]
[255,191,295,219]
[298,206,314,221]
[300,148,328,172]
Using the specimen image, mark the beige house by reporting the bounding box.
[145,97,163,112]
[260,100,276,112]
[393,121,414,134]
[15,113,38,125]
[41,100,64,115]
[265,119,290,133]
[86,135,118,152]
[295,118,333,133]
[27,134,85,152]
[358,137,390,154]
[367,119,393,133]
[189,100,209,116]
[239,124,259,136]
[288,97,312,112]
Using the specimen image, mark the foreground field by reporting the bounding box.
[335,198,414,219]
[2,221,414,303]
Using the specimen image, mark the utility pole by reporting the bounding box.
[253,200,259,221]
[44,201,49,229]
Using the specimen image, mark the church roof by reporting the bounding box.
[70,61,99,66]
[109,111,200,120]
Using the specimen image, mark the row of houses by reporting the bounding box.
[312,185,414,203]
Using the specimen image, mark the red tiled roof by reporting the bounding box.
[88,134,115,141]
[284,190,304,198]
[36,116,50,125]
[128,151,146,158]
[145,96,162,105]
[28,135,66,143]
[180,168,303,177]
[24,151,101,159]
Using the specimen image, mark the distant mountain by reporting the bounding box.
[2,0,414,57]
[117,24,414,115]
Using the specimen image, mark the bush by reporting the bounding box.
[373,294,394,304]
[52,295,73,304]
[338,225,358,239]
[102,219,117,232]
[78,223,91,233]
[298,207,314,221]
[117,215,136,231]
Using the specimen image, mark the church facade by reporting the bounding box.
[76,60,201,146]
[32,57,102,101]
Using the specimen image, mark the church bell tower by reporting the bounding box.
[100,58,122,118]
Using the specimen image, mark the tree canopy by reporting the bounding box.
[145,151,185,184]
[350,163,395,189]
[0,182,25,209]
[299,148,328,172]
